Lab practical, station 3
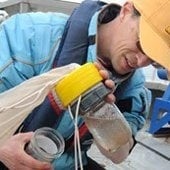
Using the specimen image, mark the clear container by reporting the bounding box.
[84,103,132,153]
[25,127,65,162]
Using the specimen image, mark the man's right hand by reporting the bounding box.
[0,132,52,170]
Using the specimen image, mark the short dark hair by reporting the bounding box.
[98,4,121,24]
[98,4,140,24]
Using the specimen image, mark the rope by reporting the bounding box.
[68,95,83,170]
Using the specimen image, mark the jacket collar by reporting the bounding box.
[87,11,99,62]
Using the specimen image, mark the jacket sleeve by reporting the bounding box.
[0,14,36,92]
[0,12,68,93]
[115,69,152,136]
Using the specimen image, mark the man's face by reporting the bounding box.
[97,2,153,75]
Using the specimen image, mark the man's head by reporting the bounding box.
[97,1,152,75]
[97,0,170,75]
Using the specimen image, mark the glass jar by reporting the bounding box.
[25,127,65,162]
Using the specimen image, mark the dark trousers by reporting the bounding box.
[81,157,106,170]
[0,157,105,170]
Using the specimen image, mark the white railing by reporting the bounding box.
[142,65,169,91]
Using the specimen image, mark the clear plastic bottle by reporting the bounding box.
[25,127,65,162]
[84,102,132,153]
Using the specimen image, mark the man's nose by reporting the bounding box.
[136,52,152,67]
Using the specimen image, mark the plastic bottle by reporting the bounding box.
[84,102,132,152]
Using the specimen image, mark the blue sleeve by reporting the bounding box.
[0,14,34,92]
[0,12,68,93]
[115,69,152,135]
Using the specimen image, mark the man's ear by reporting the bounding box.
[119,1,134,21]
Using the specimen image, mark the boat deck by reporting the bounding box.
[88,120,170,170]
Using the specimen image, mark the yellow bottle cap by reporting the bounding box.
[54,63,103,107]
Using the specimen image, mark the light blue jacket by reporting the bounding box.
[0,11,151,170]
[0,12,68,92]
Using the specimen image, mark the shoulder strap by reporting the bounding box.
[53,0,106,67]
[53,0,106,151]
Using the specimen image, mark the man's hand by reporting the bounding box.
[0,132,53,170]
[94,62,116,103]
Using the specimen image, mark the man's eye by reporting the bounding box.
[152,62,164,69]
[136,41,145,55]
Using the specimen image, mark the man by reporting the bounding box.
[0,0,169,169]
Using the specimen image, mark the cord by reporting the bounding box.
[68,95,83,170]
